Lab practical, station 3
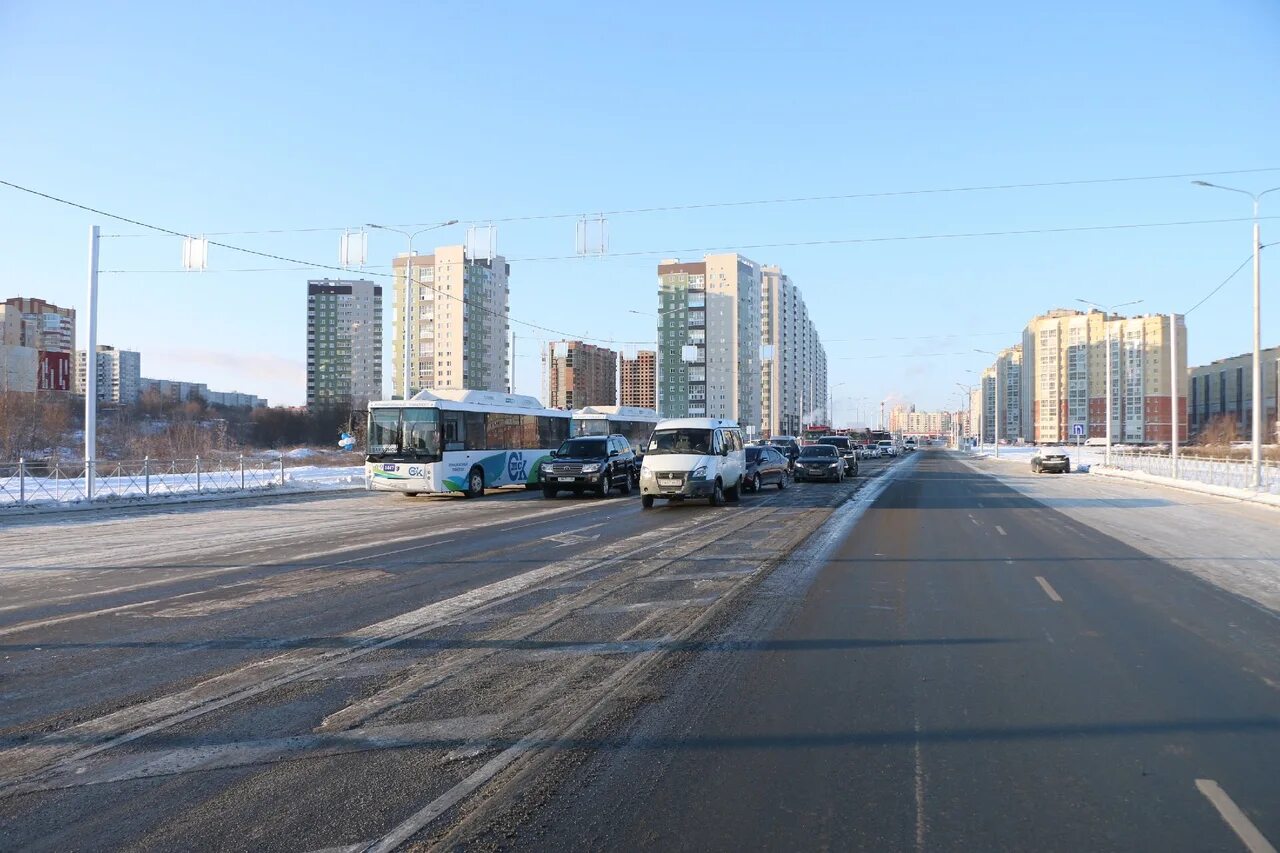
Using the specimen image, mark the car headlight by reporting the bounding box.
[829,462,840,469]
[689,465,708,480]
[640,467,655,481]
[581,463,601,474]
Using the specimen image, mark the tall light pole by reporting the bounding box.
[975,349,1002,458]
[1192,181,1280,488]
[1077,297,1143,466]
[828,381,847,429]
[367,220,458,400]
[954,384,974,449]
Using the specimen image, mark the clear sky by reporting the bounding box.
[2,1,1278,418]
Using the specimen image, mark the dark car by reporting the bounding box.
[744,445,791,492]
[1031,447,1070,474]
[542,434,636,497]
[793,444,844,482]
[817,435,859,476]
[766,436,801,468]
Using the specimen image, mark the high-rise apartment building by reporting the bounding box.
[392,245,509,397]
[1188,346,1280,443]
[1,297,76,392]
[1021,309,1186,444]
[306,279,382,410]
[760,265,825,436]
[545,340,617,409]
[619,350,656,409]
[657,254,763,430]
[75,345,141,405]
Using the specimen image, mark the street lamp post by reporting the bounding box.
[1192,181,1280,489]
[953,385,973,450]
[1077,298,1143,467]
[367,220,458,400]
[975,349,1001,458]
[828,382,847,429]
[955,382,975,450]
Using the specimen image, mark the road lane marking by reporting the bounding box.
[1195,779,1277,853]
[1035,576,1064,603]
[913,712,926,851]
[0,498,602,616]
[0,515,716,789]
[970,518,981,526]
[6,717,505,795]
[995,525,1007,536]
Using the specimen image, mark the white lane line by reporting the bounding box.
[1034,576,1064,603]
[361,728,552,853]
[995,525,1007,536]
[1195,779,1277,853]
[970,518,981,526]
[913,712,926,852]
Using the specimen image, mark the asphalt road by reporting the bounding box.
[0,457,894,851]
[4,450,1278,852]
[453,451,1280,852]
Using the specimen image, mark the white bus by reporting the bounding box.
[366,390,571,497]
[570,405,661,449]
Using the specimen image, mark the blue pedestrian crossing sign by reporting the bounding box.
[1071,423,1086,437]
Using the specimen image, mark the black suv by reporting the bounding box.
[766,436,801,468]
[542,434,636,498]
[817,435,859,476]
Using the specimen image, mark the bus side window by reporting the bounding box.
[443,412,465,452]
[464,411,487,451]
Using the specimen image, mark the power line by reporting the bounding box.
[1182,243,1274,315]
[0,178,647,347]
[88,166,1280,236]
[503,216,1278,262]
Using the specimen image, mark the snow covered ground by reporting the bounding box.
[0,464,365,511]
[962,452,1280,614]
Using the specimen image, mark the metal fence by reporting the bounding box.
[0,456,286,508]
[1107,451,1280,495]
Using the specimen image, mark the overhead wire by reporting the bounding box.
[0,178,651,346]
[1182,242,1274,315]
[82,165,1280,236]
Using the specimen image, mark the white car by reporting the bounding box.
[877,440,897,458]
[640,418,747,508]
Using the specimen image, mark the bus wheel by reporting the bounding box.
[405,492,419,498]
[465,467,484,498]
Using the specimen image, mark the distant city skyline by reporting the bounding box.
[2,3,1278,408]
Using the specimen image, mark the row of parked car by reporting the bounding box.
[539,418,909,507]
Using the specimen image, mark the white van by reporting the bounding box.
[639,418,747,508]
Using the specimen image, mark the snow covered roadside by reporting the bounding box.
[959,452,1280,614]
[1090,466,1280,510]
[0,465,365,514]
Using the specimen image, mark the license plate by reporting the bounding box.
[658,479,681,487]
[557,477,576,482]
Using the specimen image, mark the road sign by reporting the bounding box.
[1071,423,1086,437]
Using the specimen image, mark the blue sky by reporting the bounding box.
[2,1,1278,417]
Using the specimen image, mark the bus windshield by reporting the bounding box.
[368,408,402,453]
[367,408,440,459]
[573,419,609,436]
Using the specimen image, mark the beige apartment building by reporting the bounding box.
[761,265,824,436]
[657,253,763,431]
[391,245,509,397]
[1020,309,1186,444]
[0,296,76,392]
[545,340,617,409]
[620,350,656,409]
